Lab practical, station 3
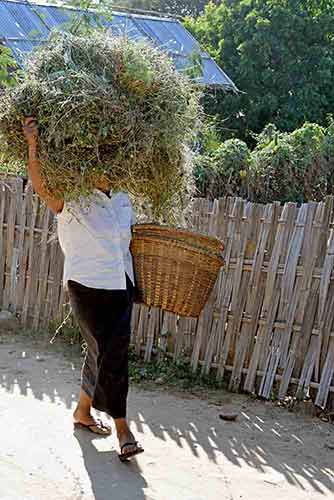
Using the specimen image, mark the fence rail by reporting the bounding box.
[1,177,334,410]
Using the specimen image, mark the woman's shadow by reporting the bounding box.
[73,428,147,500]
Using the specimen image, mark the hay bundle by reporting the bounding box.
[0,32,202,220]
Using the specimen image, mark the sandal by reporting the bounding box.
[74,418,112,436]
[118,441,144,462]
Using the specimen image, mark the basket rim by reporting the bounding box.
[131,234,224,266]
[132,223,224,251]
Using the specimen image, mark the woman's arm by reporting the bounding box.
[23,117,64,214]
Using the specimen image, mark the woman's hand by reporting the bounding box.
[23,117,38,149]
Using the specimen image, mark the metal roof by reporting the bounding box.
[0,0,237,89]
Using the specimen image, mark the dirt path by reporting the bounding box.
[0,333,333,500]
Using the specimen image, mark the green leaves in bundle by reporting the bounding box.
[0,32,202,223]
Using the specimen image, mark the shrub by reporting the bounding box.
[194,138,252,199]
[252,123,327,203]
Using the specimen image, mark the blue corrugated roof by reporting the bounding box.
[0,0,237,89]
[5,38,39,65]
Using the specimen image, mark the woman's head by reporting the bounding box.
[94,174,111,194]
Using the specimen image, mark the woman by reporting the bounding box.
[23,117,144,462]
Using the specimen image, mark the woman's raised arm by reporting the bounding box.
[23,117,64,214]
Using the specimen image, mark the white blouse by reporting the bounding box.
[57,190,135,290]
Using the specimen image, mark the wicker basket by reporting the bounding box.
[130,224,224,317]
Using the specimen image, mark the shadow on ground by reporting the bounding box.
[0,334,333,498]
[73,429,148,500]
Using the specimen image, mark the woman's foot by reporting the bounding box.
[73,408,112,436]
[114,418,144,461]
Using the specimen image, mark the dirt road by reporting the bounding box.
[0,333,333,500]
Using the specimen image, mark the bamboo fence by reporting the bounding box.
[1,177,334,410]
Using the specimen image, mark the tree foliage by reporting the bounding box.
[186,1,334,142]
[0,46,19,88]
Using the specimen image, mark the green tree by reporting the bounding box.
[0,45,19,88]
[185,1,334,143]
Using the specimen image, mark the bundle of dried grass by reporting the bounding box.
[0,31,202,221]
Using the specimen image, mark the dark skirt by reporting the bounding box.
[68,275,134,419]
